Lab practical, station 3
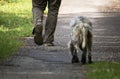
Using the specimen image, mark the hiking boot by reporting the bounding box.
[32,24,43,45]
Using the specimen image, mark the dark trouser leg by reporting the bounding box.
[44,0,61,43]
[32,0,47,27]
[32,0,47,45]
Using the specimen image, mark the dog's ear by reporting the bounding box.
[70,19,76,27]
[89,21,92,26]
[70,16,84,27]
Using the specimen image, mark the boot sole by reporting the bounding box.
[33,25,43,45]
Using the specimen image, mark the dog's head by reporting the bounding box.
[70,16,92,28]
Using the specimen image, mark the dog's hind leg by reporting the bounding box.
[87,31,93,64]
[72,49,79,63]
[81,47,87,64]
[69,41,79,63]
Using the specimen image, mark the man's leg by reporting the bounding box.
[32,0,47,45]
[44,0,61,46]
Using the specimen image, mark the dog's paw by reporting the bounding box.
[81,57,86,64]
[72,56,79,63]
[88,61,93,64]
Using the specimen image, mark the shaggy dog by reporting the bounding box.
[68,16,93,64]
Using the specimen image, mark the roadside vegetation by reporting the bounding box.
[87,62,120,79]
[0,0,32,60]
[0,0,48,60]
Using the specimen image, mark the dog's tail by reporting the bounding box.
[82,27,88,49]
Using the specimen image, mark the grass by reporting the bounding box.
[0,0,33,60]
[87,62,120,79]
[0,28,21,59]
[0,0,48,60]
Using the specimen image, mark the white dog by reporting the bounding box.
[68,16,93,64]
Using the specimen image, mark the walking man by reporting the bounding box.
[32,0,61,46]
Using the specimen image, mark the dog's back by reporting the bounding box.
[70,16,92,49]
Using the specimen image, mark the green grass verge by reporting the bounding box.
[0,28,21,59]
[0,0,32,60]
[87,62,120,79]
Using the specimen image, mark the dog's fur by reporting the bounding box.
[68,16,93,64]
